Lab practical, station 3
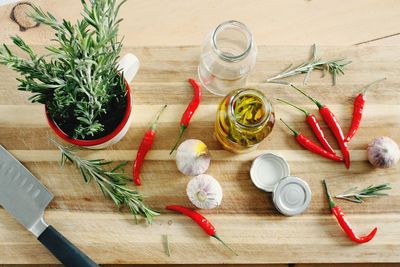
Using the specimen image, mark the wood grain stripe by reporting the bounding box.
[0,211,399,264]
[0,104,399,126]
[8,149,370,162]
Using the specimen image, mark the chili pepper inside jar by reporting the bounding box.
[215,88,275,153]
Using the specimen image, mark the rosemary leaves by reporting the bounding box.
[335,183,391,203]
[266,44,351,86]
[52,140,159,223]
[0,0,128,139]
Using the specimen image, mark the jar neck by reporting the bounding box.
[228,88,271,130]
[211,20,253,62]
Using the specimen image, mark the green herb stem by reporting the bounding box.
[277,98,309,116]
[290,84,324,109]
[360,78,386,95]
[322,179,336,209]
[266,44,351,86]
[335,183,391,203]
[280,118,299,137]
[163,235,171,257]
[52,140,159,223]
[169,125,186,154]
[151,105,168,131]
[212,235,239,256]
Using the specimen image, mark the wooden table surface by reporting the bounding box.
[0,1,400,266]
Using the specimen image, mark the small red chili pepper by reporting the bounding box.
[170,78,202,154]
[133,105,167,185]
[280,119,343,162]
[277,98,336,155]
[291,84,350,169]
[166,205,238,255]
[345,78,386,143]
[322,180,378,243]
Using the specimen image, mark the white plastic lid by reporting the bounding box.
[250,153,290,192]
[273,176,312,216]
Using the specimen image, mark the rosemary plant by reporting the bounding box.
[266,44,351,86]
[335,183,391,203]
[52,140,159,223]
[0,0,127,139]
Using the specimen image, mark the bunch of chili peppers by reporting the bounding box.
[280,79,385,168]
[133,78,202,185]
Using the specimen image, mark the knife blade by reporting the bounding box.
[0,145,99,267]
[0,145,53,237]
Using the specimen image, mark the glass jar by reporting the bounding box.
[215,88,275,153]
[198,20,257,96]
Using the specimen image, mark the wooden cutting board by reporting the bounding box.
[0,45,399,265]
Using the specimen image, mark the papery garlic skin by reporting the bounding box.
[176,139,211,176]
[368,136,400,168]
[186,174,223,209]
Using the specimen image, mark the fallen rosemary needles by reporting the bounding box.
[266,44,351,86]
[335,183,391,203]
[52,140,159,223]
[163,234,171,257]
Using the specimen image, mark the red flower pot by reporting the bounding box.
[46,53,139,149]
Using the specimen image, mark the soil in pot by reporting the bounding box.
[50,87,128,141]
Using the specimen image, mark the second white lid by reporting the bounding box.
[273,176,312,216]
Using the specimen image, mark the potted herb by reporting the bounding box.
[0,0,139,149]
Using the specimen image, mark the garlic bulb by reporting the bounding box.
[367,136,400,168]
[176,139,211,176]
[186,174,223,209]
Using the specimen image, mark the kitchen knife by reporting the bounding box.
[0,145,99,267]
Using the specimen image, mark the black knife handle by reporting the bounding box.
[38,225,99,267]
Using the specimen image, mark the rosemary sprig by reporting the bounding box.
[163,234,171,257]
[0,0,127,139]
[335,183,391,203]
[266,44,352,86]
[52,140,159,223]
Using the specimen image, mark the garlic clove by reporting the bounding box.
[176,139,211,176]
[367,136,400,168]
[186,174,223,209]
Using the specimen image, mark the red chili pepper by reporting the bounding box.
[345,78,386,143]
[291,84,350,169]
[322,180,377,243]
[170,78,202,154]
[277,98,336,155]
[166,205,238,255]
[133,105,167,185]
[280,119,343,162]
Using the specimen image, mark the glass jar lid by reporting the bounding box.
[250,153,290,192]
[272,176,312,216]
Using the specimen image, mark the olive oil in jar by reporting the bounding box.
[215,88,275,153]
